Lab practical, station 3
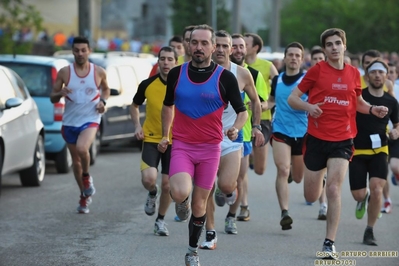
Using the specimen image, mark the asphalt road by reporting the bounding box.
[0,142,398,266]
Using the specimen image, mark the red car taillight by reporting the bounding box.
[54,102,64,121]
[52,67,64,121]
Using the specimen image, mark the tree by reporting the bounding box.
[170,0,230,36]
[0,0,43,54]
[280,0,399,53]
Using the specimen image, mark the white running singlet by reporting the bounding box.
[63,63,101,126]
[222,62,243,131]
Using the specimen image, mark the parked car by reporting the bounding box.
[0,65,45,191]
[54,51,152,149]
[0,55,99,174]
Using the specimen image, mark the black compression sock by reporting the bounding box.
[188,214,206,248]
[226,212,236,218]
[324,238,334,246]
[156,214,165,221]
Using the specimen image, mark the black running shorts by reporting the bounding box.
[388,138,399,159]
[303,134,354,171]
[349,153,388,191]
[141,142,171,175]
[271,132,304,156]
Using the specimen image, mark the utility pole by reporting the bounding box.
[270,0,281,52]
[78,0,91,41]
[206,0,212,26]
[207,0,217,30]
[211,0,217,30]
[232,0,241,33]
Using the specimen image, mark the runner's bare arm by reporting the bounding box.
[386,79,395,98]
[50,67,70,103]
[288,87,311,111]
[356,95,388,118]
[98,67,110,100]
[242,68,262,125]
[161,105,173,140]
[267,95,275,110]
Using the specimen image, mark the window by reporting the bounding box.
[1,63,52,96]
[106,66,121,93]
[0,69,17,109]
[14,74,28,99]
[3,68,28,99]
[117,65,137,93]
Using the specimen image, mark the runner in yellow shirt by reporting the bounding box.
[244,33,279,175]
[130,46,177,236]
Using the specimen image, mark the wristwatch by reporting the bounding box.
[100,98,107,106]
[252,124,262,131]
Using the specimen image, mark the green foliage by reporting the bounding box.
[170,0,231,35]
[280,0,399,53]
[0,0,43,54]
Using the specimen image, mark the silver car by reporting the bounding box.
[0,65,45,190]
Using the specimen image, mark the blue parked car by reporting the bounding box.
[0,55,99,173]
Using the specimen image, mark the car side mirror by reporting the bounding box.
[5,97,23,109]
[110,88,119,96]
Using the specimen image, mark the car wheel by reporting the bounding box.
[55,145,72,174]
[89,129,101,165]
[19,135,46,186]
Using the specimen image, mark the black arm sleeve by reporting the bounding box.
[132,75,158,105]
[270,75,278,97]
[390,99,399,125]
[219,70,246,114]
[163,66,181,106]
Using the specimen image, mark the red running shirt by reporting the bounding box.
[298,61,362,141]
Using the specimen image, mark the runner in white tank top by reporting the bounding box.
[200,31,263,251]
[222,62,243,132]
[50,36,110,214]
[63,62,101,126]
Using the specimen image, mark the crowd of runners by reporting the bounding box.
[53,24,398,266]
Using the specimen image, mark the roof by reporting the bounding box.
[257,52,284,61]
[0,54,70,69]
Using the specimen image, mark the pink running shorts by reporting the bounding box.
[169,139,221,190]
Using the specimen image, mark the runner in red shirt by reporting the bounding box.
[288,28,388,259]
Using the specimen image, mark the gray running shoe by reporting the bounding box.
[144,184,159,216]
[215,188,225,207]
[322,242,337,259]
[318,205,327,220]
[224,217,238,234]
[82,175,96,197]
[175,198,191,221]
[225,188,237,206]
[363,228,377,246]
[280,211,293,230]
[77,195,91,214]
[154,219,169,236]
[185,252,200,266]
[237,206,250,221]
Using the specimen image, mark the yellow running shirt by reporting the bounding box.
[247,58,272,120]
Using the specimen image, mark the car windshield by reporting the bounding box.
[1,63,52,97]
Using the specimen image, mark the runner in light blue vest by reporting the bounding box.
[267,42,307,231]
